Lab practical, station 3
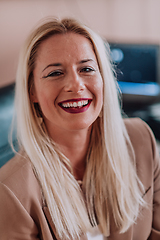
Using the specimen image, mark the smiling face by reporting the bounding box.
[31,32,103,138]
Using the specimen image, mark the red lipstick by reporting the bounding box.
[58,98,92,114]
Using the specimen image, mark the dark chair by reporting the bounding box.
[0,84,17,167]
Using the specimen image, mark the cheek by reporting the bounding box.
[93,77,103,102]
[96,80,103,112]
[35,83,53,103]
[35,88,52,110]
[36,86,61,116]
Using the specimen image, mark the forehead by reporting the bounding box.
[36,32,97,62]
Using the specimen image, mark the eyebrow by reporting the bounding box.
[42,59,96,72]
[42,63,62,72]
[79,59,95,64]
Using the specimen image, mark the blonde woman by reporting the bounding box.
[0,18,160,240]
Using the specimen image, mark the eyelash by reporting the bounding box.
[43,70,63,78]
[43,67,95,78]
[80,67,95,73]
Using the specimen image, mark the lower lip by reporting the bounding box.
[59,101,92,114]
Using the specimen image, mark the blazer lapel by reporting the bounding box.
[42,206,88,240]
[42,206,59,240]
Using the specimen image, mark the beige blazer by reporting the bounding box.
[0,118,160,240]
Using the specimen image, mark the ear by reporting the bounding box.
[30,84,38,103]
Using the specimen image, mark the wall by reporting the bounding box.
[1,0,160,87]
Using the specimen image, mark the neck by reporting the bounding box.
[47,125,92,181]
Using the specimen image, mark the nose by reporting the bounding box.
[64,70,85,93]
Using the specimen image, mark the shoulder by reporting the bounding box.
[124,117,152,137]
[0,152,42,209]
[124,117,157,155]
[0,152,31,182]
[124,118,160,186]
[0,153,45,238]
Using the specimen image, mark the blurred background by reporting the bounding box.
[0,0,160,167]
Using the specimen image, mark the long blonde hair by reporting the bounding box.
[14,18,145,239]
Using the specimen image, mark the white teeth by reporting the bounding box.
[77,101,82,107]
[73,102,77,107]
[62,100,88,108]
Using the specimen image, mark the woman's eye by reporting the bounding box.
[43,70,63,78]
[80,67,95,73]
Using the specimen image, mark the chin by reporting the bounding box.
[67,119,96,131]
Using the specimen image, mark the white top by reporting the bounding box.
[77,180,105,240]
[86,226,105,240]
